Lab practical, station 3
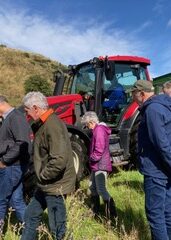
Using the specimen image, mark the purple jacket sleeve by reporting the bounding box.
[90,126,106,161]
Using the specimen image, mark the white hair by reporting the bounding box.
[81,111,99,125]
[23,92,48,110]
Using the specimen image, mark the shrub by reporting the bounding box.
[24,75,52,96]
[0,44,7,48]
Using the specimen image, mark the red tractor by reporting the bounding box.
[45,55,151,180]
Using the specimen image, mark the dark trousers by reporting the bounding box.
[144,176,171,240]
[21,190,66,240]
[0,165,26,222]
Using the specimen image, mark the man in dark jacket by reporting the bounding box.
[131,80,171,240]
[21,92,76,240]
[0,95,31,234]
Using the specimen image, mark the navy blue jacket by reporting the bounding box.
[138,94,171,179]
[0,109,32,166]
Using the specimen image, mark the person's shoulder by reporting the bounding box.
[148,94,171,109]
[49,112,62,123]
[46,113,65,127]
[95,123,107,132]
[14,108,25,116]
[8,108,25,120]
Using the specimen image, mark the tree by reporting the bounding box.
[24,75,52,96]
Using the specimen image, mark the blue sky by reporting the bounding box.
[0,0,171,77]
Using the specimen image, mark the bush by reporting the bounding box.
[0,44,7,48]
[24,75,52,96]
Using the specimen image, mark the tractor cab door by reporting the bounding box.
[70,64,98,112]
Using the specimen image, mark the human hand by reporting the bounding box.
[0,161,6,168]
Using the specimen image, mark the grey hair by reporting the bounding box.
[23,92,48,110]
[163,80,171,89]
[81,111,99,125]
[0,95,8,103]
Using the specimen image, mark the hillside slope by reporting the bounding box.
[0,45,66,105]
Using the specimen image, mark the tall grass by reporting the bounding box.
[1,170,150,240]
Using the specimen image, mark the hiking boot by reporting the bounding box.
[104,197,117,221]
[90,195,100,215]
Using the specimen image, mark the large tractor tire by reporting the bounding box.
[70,134,89,182]
[129,115,141,168]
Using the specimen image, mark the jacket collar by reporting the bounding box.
[40,109,54,123]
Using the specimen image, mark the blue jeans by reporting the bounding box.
[0,165,26,222]
[21,190,66,240]
[89,171,111,201]
[144,176,171,240]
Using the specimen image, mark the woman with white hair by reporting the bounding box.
[81,111,117,221]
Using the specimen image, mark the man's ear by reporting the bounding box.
[33,105,38,111]
[141,91,145,97]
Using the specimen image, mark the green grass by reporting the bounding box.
[1,170,150,240]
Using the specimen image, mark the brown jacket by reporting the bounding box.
[33,111,76,195]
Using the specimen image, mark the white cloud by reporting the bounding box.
[153,0,164,15]
[167,19,171,27]
[0,4,147,65]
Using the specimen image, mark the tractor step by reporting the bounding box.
[110,149,124,156]
[109,134,128,167]
[111,154,126,165]
[112,160,129,167]
[109,134,120,143]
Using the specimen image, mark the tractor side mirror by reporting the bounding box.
[104,57,115,81]
[53,70,63,82]
[53,70,65,96]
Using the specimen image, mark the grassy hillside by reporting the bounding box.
[0,45,66,105]
[3,171,150,240]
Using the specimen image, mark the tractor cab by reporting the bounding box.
[59,56,150,127]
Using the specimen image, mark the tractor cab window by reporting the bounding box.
[104,63,147,91]
[102,63,148,124]
[71,64,96,110]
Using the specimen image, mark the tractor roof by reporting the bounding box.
[99,55,150,65]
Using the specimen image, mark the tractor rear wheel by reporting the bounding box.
[70,134,89,182]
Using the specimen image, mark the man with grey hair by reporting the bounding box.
[0,95,31,234]
[21,92,76,240]
[163,80,171,97]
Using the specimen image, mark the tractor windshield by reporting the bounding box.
[104,63,147,91]
[71,64,95,96]
[69,61,148,125]
[102,63,148,124]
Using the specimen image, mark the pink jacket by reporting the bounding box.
[89,123,112,172]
